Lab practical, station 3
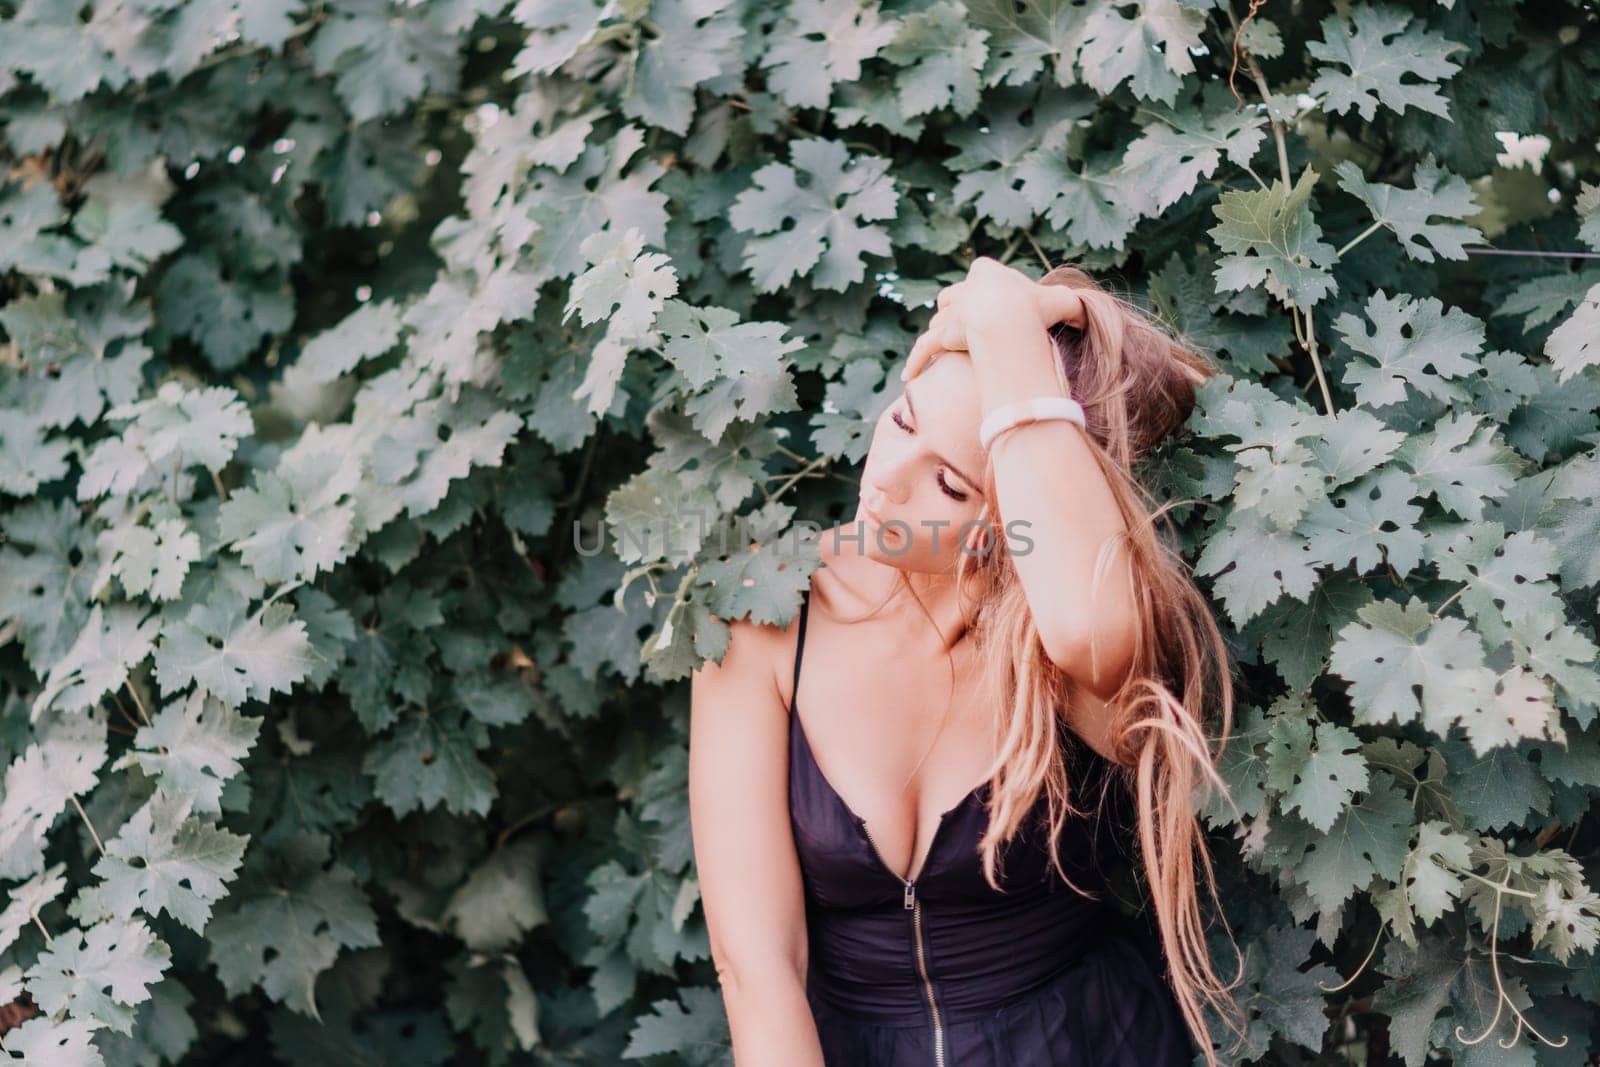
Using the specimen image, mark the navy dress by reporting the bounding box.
[787,586,1195,1066]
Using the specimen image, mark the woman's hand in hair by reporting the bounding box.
[901,257,1085,382]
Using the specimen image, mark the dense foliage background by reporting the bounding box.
[1,0,1598,1063]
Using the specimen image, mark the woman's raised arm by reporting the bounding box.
[689,615,826,1066]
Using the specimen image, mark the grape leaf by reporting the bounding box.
[443,842,549,951]
[0,863,68,955]
[1298,465,1425,576]
[1265,717,1371,833]
[91,791,250,934]
[1402,821,1473,926]
[93,515,202,602]
[728,138,899,293]
[292,299,405,384]
[520,124,671,281]
[1333,155,1482,262]
[154,594,318,706]
[0,407,71,495]
[1307,6,1464,121]
[1529,879,1600,963]
[31,603,161,719]
[0,288,152,430]
[759,0,899,110]
[1193,504,1320,626]
[307,0,464,122]
[25,917,171,1034]
[361,708,497,817]
[80,382,253,501]
[566,226,678,340]
[1120,92,1266,215]
[1372,934,1461,1067]
[1428,523,1562,649]
[1334,291,1486,410]
[155,252,294,371]
[624,986,731,1061]
[622,0,746,135]
[0,0,134,103]
[1209,168,1337,309]
[509,0,613,78]
[656,299,806,397]
[1292,770,1414,915]
[881,1,989,119]
[1329,598,1498,737]
[1393,411,1520,522]
[948,85,1091,230]
[122,690,264,816]
[72,168,183,272]
[207,833,381,1020]
[1544,282,1600,384]
[1077,0,1204,106]
[0,712,110,881]
[0,1015,106,1067]
[965,0,1090,89]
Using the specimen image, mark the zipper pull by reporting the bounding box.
[903,881,915,909]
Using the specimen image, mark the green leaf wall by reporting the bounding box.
[0,0,1597,1063]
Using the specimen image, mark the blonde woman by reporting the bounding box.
[690,257,1248,1065]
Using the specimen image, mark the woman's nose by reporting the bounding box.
[869,474,909,506]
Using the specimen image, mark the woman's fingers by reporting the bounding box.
[902,331,933,380]
[1039,285,1086,329]
[931,307,967,351]
[901,307,966,381]
[935,280,964,310]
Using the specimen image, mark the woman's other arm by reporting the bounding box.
[690,617,825,1066]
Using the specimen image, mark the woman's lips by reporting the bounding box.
[860,503,901,539]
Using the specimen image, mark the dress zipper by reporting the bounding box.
[857,817,947,1067]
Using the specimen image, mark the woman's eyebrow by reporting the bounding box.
[904,380,981,493]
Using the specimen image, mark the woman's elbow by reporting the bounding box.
[711,942,808,999]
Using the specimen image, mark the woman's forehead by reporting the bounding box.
[913,354,980,420]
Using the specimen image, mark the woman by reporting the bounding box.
[689,257,1249,1066]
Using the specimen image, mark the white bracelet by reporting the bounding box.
[978,395,1086,452]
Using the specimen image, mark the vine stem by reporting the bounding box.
[1237,161,1269,192]
[1023,229,1052,273]
[1304,306,1334,417]
[71,795,105,856]
[1336,220,1385,260]
[766,454,830,500]
[125,681,154,728]
[997,231,1022,264]
[1230,15,1338,419]
[1432,586,1466,619]
[1459,869,1538,900]
[773,444,809,464]
[494,797,609,850]
[1320,921,1383,993]
[31,915,52,945]
[1454,874,1569,1049]
[1253,69,1291,186]
[110,691,144,733]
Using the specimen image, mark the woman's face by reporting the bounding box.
[854,354,991,573]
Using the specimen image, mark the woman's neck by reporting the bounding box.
[825,547,973,654]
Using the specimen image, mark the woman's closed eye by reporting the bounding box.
[890,408,969,502]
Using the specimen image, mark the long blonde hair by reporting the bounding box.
[855,263,1249,1061]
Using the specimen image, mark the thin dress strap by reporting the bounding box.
[792,586,811,708]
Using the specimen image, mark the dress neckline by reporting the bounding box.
[788,586,989,884]
[790,703,987,884]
